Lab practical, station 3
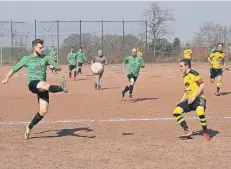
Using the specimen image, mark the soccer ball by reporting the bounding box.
[91,62,104,75]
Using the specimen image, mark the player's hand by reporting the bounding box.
[2,77,9,84]
[188,97,195,104]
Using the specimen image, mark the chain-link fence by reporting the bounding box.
[0,20,148,65]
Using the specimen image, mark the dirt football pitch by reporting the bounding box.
[1,63,231,169]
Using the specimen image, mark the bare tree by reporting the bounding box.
[193,22,231,49]
[143,2,175,55]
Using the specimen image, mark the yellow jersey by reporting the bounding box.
[183,49,192,59]
[209,50,225,69]
[183,70,205,100]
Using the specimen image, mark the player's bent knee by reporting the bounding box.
[37,81,50,91]
[173,107,183,116]
[196,106,205,116]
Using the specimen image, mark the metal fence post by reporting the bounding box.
[80,20,82,47]
[11,19,13,64]
[57,20,60,65]
[122,20,125,57]
[145,20,148,54]
[35,19,37,39]
[101,20,103,50]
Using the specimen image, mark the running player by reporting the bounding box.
[173,59,210,141]
[122,48,145,99]
[183,44,192,67]
[48,46,58,74]
[1,39,68,140]
[208,43,229,96]
[91,50,108,90]
[67,47,78,79]
[76,47,87,76]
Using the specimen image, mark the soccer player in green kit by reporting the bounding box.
[48,46,58,74]
[2,39,68,140]
[122,48,145,99]
[76,47,87,76]
[67,47,78,79]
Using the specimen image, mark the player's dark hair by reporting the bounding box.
[180,59,191,68]
[32,39,44,47]
[186,44,189,46]
[79,47,82,49]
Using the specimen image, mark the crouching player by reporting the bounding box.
[173,59,210,141]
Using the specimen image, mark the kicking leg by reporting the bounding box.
[37,81,68,93]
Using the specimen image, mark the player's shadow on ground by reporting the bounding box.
[220,92,231,96]
[131,97,158,103]
[192,129,220,138]
[101,87,120,91]
[31,127,96,139]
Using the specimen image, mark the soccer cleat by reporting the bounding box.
[122,91,125,98]
[215,92,221,96]
[94,83,97,90]
[24,125,31,140]
[61,80,68,93]
[202,130,210,141]
[179,129,193,139]
[129,94,133,100]
[98,85,101,90]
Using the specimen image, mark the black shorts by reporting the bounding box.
[77,62,83,68]
[127,74,137,82]
[210,68,223,79]
[28,80,49,103]
[177,97,206,113]
[69,64,76,71]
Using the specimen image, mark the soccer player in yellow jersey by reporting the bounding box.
[173,59,210,141]
[208,43,229,96]
[183,44,192,66]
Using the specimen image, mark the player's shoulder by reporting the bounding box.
[189,69,200,76]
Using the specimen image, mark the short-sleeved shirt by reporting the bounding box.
[183,70,205,100]
[68,52,77,65]
[209,50,225,69]
[122,55,145,77]
[76,51,87,63]
[92,56,108,65]
[12,54,57,84]
[183,49,192,59]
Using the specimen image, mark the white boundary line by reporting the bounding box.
[1,116,231,125]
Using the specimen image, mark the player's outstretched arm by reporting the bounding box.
[2,56,27,84]
[2,69,14,84]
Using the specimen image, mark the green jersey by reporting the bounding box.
[48,50,57,61]
[122,55,145,77]
[76,51,87,63]
[12,54,57,84]
[68,52,77,65]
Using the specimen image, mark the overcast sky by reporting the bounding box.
[0,1,230,45]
